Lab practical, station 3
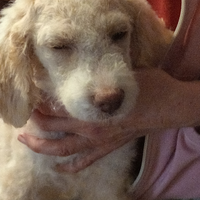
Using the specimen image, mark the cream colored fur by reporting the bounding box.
[0,0,172,199]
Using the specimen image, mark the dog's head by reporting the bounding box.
[0,0,172,127]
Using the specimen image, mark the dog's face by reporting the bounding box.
[0,0,172,127]
[33,0,138,122]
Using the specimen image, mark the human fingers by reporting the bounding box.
[18,133,132,173]
[18,132,134,173]
[31,110,90,134]
[37,99,69,117]
[55,146,118,173]
[18,114,136,156]
[18,133,92,156]
[18,124,135,157]
[55,135,135,173]
[31,109,127,141]
[30,110,72,132]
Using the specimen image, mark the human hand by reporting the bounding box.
[18,67,200,173]
[18,104,137,173]
[17,90,138,174]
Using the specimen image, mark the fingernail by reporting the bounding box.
[18,135,27,145]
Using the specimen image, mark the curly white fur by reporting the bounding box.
[0,0,172,199]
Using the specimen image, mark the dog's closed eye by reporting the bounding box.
[110,31,128,42]
[53,45,73,50]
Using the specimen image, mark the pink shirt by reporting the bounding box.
[132,127,200,199]
[130,1,200,199]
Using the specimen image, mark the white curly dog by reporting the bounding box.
[0,0,172,199]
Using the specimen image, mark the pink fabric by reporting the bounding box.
[130,1,200,199]
[131,2,200,199]
[132,128,200,199]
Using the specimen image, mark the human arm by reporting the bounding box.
[18,67,200,172]
[18,0,200,172]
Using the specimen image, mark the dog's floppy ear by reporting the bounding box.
[0,0,40,127]
[125,0,173,68]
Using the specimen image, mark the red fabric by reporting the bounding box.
[148,0,181,30]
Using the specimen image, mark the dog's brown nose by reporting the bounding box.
[92,88,125,115]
